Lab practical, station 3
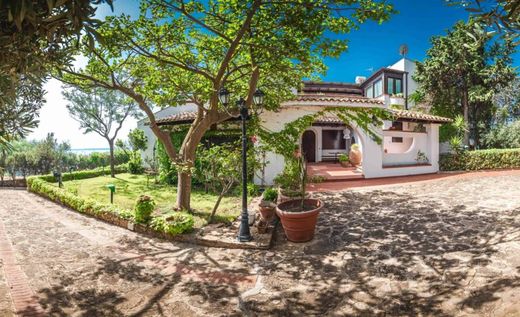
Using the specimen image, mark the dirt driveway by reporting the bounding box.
[1,170,520,316]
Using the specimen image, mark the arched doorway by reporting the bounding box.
[302,130,316,162]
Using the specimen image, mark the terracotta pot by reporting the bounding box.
[276,198,323,242]
[340,161,350,168]
[349,148,362,166]
[278,189,311,204]
[258,202,276,222]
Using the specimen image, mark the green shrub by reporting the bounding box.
[134,195,156,223]
[440,148,520,171]
[338,153,349,162]
[36,164,127,183]
[27,177,133,220]
[150,212,194,235]
[127,152,144,175]
[262,187,278,202]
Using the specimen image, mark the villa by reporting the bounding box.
[138,58,451,185]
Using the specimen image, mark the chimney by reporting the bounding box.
[355,76,366,84]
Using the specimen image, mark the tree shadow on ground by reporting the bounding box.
[19,235,251,316]
[243,190,520,316]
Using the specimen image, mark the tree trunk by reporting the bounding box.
[108,139,116,178]
[462,88,470,146]
[176,116,212,210]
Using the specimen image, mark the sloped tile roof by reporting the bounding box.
[155,111,197,125]
[293,94,385,105]
[314,110,452,124]
[389,109,453,123]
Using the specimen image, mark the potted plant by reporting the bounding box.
[349,143,362,166]
[338,153,350,167]
[416,150,429,164]
[276,150,323,242]
[274,156,311,203]
[258,187,277,222]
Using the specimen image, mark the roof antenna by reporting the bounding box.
[399,44,409,58]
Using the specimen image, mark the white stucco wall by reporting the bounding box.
[389,58,418,108]
[254,104,442,185]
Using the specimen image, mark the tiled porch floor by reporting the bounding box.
[307,162,364,181]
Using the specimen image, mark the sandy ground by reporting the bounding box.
[1,171,520,316]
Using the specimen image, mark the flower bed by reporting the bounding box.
[440,148,520,171]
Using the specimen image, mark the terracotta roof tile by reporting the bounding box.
[155,111,197,125]
[389,109,453,123]
[313,109,452,124]
[292,94,385,105]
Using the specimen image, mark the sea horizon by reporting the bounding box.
[69,148,110,155]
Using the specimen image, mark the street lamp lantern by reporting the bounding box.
[253,89,265,106]
[218,87,231,106]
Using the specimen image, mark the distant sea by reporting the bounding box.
[70,148,110,155]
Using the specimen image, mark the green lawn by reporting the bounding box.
[59,173,241,228]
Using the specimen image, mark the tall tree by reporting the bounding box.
[448,0,520,33]
[413,18,516,146]
[59,0,395,210]
[63,87,140,177]
[0,0,112,149]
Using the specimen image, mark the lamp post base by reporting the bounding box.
[237,233,253,242]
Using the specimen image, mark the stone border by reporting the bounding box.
[0,221,45,316]
[28,190,276,250]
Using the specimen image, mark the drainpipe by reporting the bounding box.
[404,71,409,110]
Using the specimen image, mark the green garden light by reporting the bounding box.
[107,184,116,204]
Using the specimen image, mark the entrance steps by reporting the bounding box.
[307,163,364,182]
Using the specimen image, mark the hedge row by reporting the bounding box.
[27,167,194,236]
[37,164,128,183]
[440,148,520,171]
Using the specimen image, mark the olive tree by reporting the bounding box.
[63,87,140,177]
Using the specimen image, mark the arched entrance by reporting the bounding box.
[301,130,316,162]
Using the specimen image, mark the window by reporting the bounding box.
[322,130,345,150]
[387,77,402,95]
[390,121,403,131]
[392,137,403,143]
[373,79,382,97]
[366,86,373,98]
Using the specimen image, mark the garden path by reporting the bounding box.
[1,170,520,316]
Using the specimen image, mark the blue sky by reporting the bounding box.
[98,0,519,82]
[323,0,519,82]
[30,0,519,148]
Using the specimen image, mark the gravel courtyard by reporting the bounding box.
[1,170,520,316]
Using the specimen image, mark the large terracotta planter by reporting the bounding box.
[278,188,311,204]
[276,198,323,242]
[349,148,362,166]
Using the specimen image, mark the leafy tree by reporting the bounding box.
[0,78,45,150]
[413,18,516,145]
[128,129,148,152]
[59,0,395,210]
[448,0,520,33]
[493,77,520,124]
[63,87,140,177]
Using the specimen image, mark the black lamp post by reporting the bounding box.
[218,87,264,242]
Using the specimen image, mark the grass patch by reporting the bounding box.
[57,173,241,228]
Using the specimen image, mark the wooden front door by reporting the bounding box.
[302,130,316,162]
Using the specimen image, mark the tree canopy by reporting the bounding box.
[448,0,520,33]
[413,18,516,146]
[0,0,113,150]
[58,0,396,210]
